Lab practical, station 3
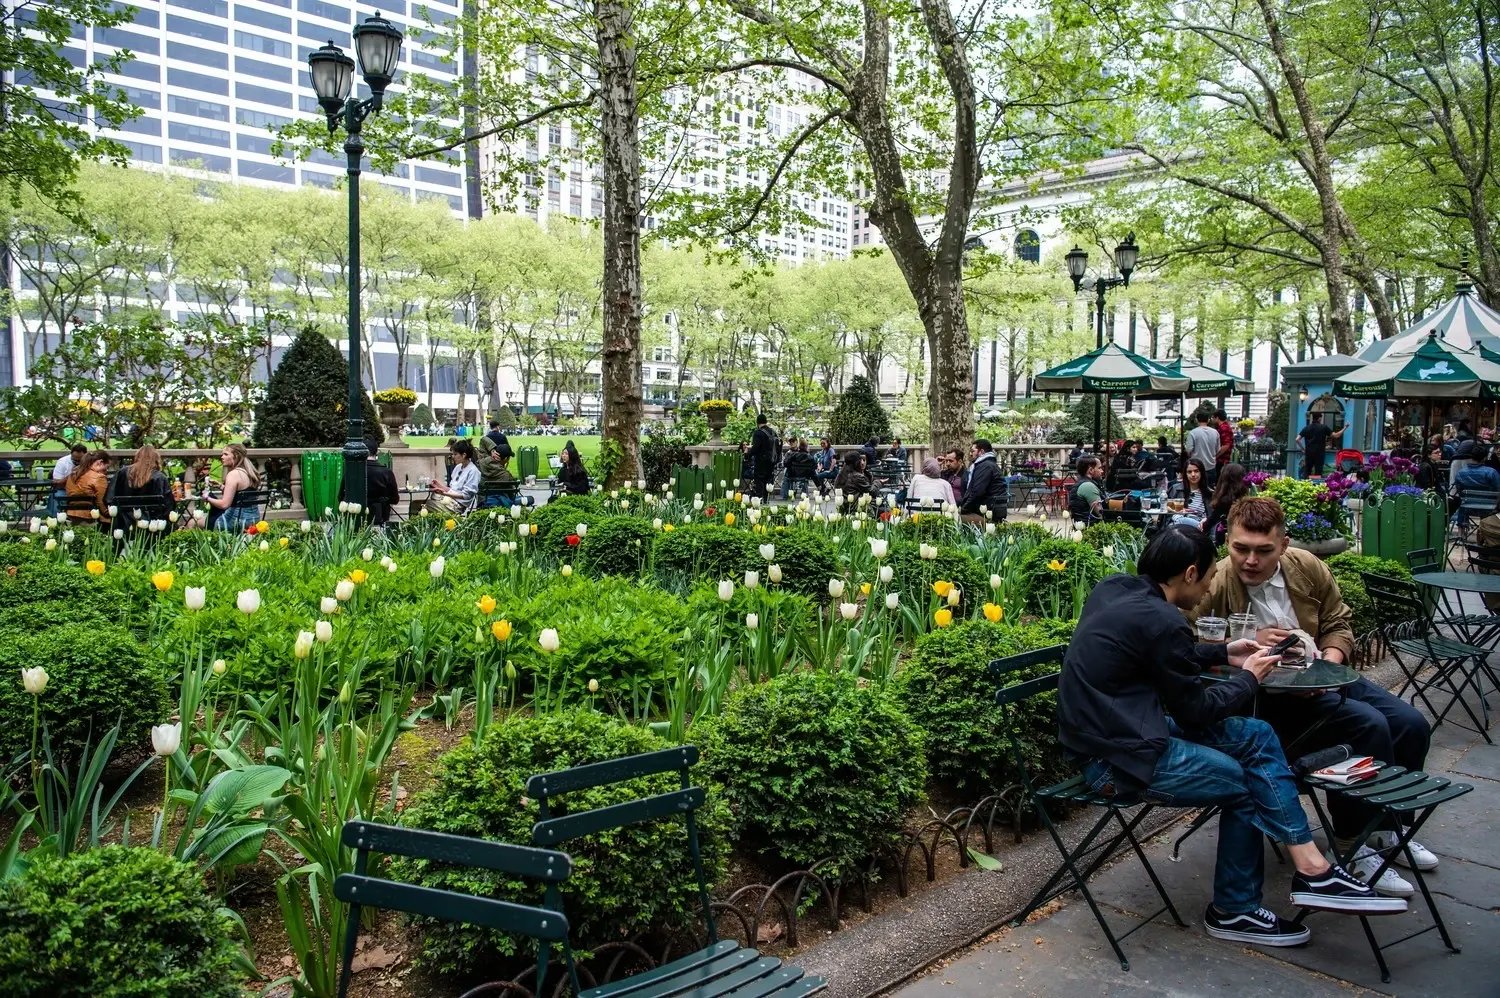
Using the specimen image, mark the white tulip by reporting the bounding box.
[575,523,588,538]
[211,659,227,676]
[90,509,100,520]
[315,619,333,643]
[348,504,362,516]
[744,570,759,589]
[293,630,314,658]
[361,547,374,562]
[561,564,574,577]
[168,510,180,523]
[38,524,48,536]
[338,501,350,514]
[300,519,312,533]
[919,543,938,561]
[1071,529,1084,543]
[324,507,334,517]
[44,538,56,551]
[885,592,901,610]
[990,574,1002,590]
[947,587,961,607]
[237,589,261,614]
[0,521,7,534]
[258,539,269,551]
[1102,544,1115,559]
[732,478,740,487]
[386,562,398,573]
[986,523,997,535]
[61,529,74,543]
[20,667,48,695]
[879,565,894,584]
[759,543,775,561]
[745,613,759,630]
[768,563,783,583]
[869,538,889,559]
[720,480,728,488]
[693,499,704,511]
[107,505,118,518]
[828,578,846,598]
[717,579,734,601]
[319,596,338,615]
[620,499,630,511]
[839,602,859,620]
[150,722,181,758]
[184,586,206,611]
[112,529,124,540]
[429,557,446,579]
[653,518,663,530]
[538,627,560,653]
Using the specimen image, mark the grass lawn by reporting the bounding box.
[402,434,602,462]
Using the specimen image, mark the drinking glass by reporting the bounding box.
[1195,616,1228,643]
[1228,613,1258,643]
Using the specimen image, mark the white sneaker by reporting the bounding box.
[1368,830,1439,871]
[1343,846,1415,897]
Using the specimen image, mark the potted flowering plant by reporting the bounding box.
[372,387,418,448]
[1259,476,1349,556]
[698,399,733,440]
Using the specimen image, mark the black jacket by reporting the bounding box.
[960,453,1006,516]
[784,451,817,479]
[750,425,777,479]
[1058,574,1259,787]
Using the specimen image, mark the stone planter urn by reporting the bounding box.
[377,403,411,449]
[1289,536,1349,558]
[704,410,729,442]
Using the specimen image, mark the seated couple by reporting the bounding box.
[1060,497,1434,947]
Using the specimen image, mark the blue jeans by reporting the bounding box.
[1084,716,1311,915]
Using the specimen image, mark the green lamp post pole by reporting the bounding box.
[1065,233,1140,455]
[307,12,404,510]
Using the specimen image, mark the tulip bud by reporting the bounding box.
[361,547,374,562]
[293,630,314,658]
[430,557,446,579]
[44,538,56,551]
[744,570,759,590]
[184,586,206,611]
[759,543,775,561]
[717,579,734,601]
[338,501,349,514]
[21,667,48,695]
[885,592,901,610]
[90,509,100,520]
[990,574,1002,590]
[315,619,333,642]
[61,529,74,543]
[653,518,663,531]
[258,539,269,552]
[504,661,518,681]
[828,578,845,598]
[236,589,260,614]
[1102,544,1115,559]
[339,681,351,704]
[150,722,181,758]
[112,529,124,540]
[869,538,889,559]
[947,587,961,607]
[768,564,783,584]
[539,628,560,653]
[879,565,894,584]
[335,580,355,602]
[300,519,312,533]
[561,564,574,577]
[745,613,759,630]
[107,505,118,518]
[587,678,599,693]
[1071,529,1084,543]
[211,659,227,676]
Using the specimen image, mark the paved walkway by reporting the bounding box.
[897,699,1499,998]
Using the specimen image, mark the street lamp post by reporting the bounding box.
[1065,232,1139,454]
[306,12,404,510]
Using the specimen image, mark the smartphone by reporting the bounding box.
[1269,634,1299,656]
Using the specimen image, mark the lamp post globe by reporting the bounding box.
[1065,244,1088,291]
[352,12,403,97]
[1114,231,1139,284]
[308,42,354,117]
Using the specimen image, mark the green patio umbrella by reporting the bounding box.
[1161,357,1255,396]
[1033,343,1190,450]
[1333,332,1500,399]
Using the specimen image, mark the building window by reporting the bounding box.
[168,95,229,121]
[168,67,229,95]
[167,14,228,43]
[1014,229,1040,264]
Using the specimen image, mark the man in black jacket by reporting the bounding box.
[749,413,777,499]
[781,441,818,498]
[1060,526,1402,947]
[959,438,1007,524]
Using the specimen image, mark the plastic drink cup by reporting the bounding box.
[1196,616,1228,642]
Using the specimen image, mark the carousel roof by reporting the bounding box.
[1358,278,1500,361]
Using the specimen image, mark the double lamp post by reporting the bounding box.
[1065,233,1140,454]
[306,12,404,510]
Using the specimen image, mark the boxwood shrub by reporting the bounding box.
[0,623,168,762]
[1017,538,1109,618]
[0,845,244,997]
[397,710,730,975]
[577,514,655,577]
[886,542,988,612]
[1326,552,1415,638]
[757,528,838,600]
[699,670,926,880]
[892,618,1076,795]
[653,524,758,583]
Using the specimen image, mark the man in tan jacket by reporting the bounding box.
[1190,497,1436,898]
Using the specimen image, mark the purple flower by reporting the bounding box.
[1383,484,1425,498]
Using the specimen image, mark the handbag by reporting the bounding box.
[425,492,465,517]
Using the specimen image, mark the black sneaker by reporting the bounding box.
[1291,863,1409,914]
[1203,905,1311,947]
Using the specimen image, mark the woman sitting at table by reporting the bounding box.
[64,451,111,528]
[428,439,480,515]
[110,444,173,525]
[204,443,261,531]
[1106,439,1139,492]
[1173,458,1212,527]
[907,458,957,517]
[555,441,591,495]
[1203,462,1250,543]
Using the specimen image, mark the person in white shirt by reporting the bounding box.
[1186,411,1222,487]
[427,439,480,514]
[907,458,958,518]
[48,443,88,515]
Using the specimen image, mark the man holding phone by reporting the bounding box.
[1062,525,1401,949]
[1192,497,1436,897]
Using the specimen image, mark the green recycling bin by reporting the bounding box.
[301,450,344,516]
[517,446,539,482]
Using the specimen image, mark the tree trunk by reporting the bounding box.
[595,0,644,487]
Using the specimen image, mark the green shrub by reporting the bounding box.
[759,528,838,599]
[989,521,1051,547]
[886,542,988,612]
[0,558,139,640]
[889,512,962,544]
[642,432,692,490]
[653,524,758,583]
[526,494,605,561]
[1017,538,1108,618]
[892,619,1075,795]
[252,326,382,448]
[0,623,167,762]
[1326,552,1415,637]
[398,710,730,974]
[827,375,891,445]
[699,670,925,879]
[1079,521,1145,552]
[577,514,655,577]
[0,845,243,997]
[684,582,813,642]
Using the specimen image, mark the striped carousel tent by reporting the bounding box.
[1358,276,1500,361]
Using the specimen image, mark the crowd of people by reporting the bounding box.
[1063,497,1434,947]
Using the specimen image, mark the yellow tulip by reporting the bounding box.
[912,512,922,523]
[932,580,954,598]
[85,560,105,576]
[255,520,269,534]
[278,537,289,549]
[150,570,174,592]
[860,582,872,596]
[491,619,512,642]
[934,608,953,628]
[349,569,368,585]
[983,603,1004,623]
[724,512,736,527]
[1046,558,1068,573]
[663,523,675,532]
[477,594,496,615]
[444,518,457,531]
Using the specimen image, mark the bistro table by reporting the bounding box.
[1412,570,1500,647]
[1203,658,1361,693]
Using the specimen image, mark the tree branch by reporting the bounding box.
[722,109,841,235]
[402,94,598,159]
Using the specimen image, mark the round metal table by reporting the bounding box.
[1412,570,1500,594]
[1203,659,1360,692]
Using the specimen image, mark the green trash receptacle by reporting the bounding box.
[518,446,539,481]
[301,450,345,516]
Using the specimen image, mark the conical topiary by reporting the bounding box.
[252,327,384,448]
[828,375,892,445]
